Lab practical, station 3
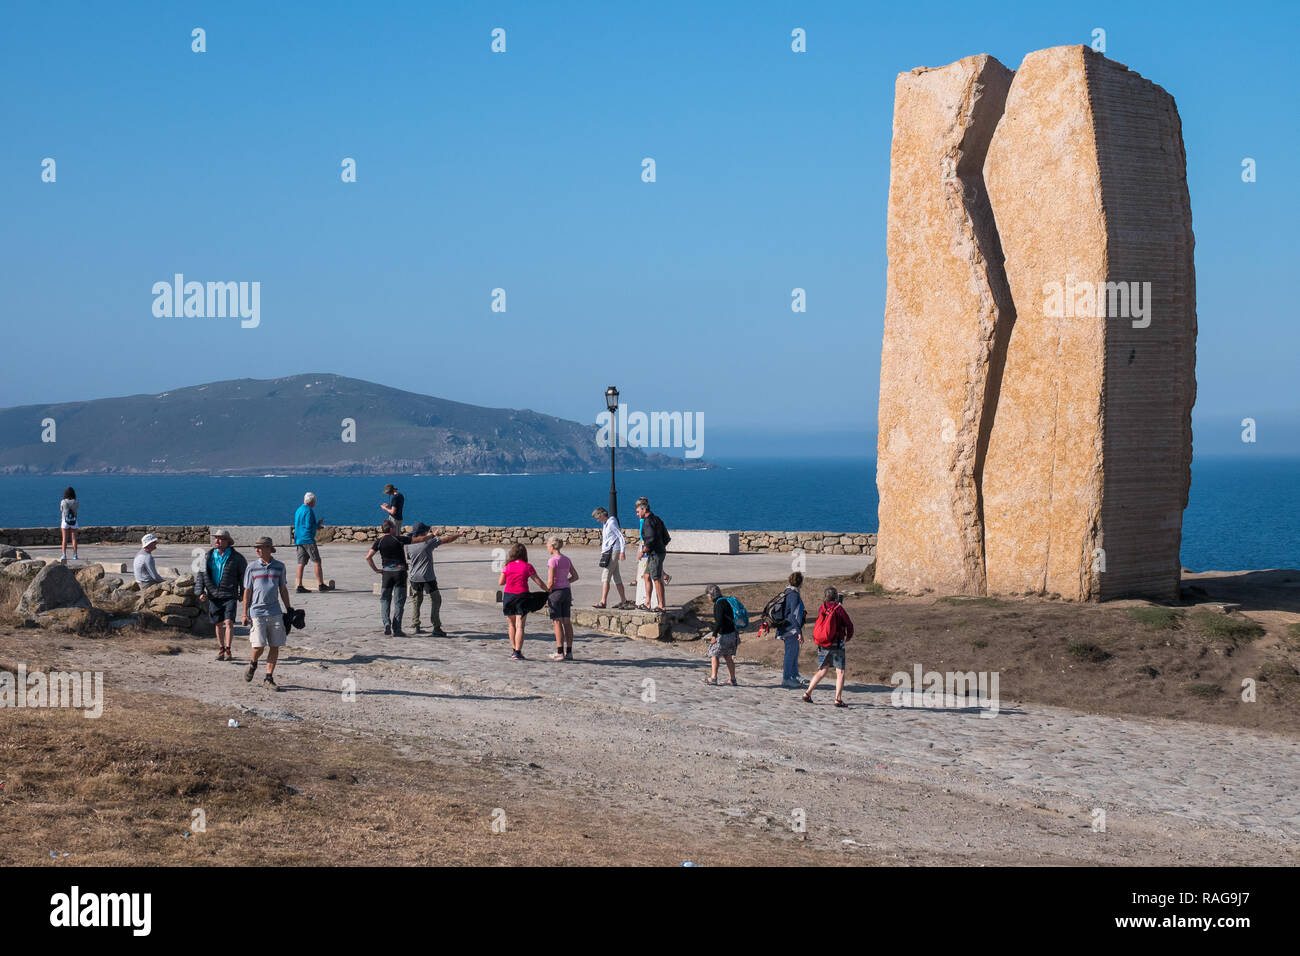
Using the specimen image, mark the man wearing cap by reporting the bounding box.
[293,491,329,593]
[194,529,248,662]
[241,536,294,690]
[405,522,464,636]
[380,483,405,529]
[133,533,166,586]
[365,518,438,636]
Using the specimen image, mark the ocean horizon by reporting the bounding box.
[1,456,1296,573]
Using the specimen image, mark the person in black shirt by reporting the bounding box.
[381,483,405,529]
[365,518,437,636]
[702,584,739,686]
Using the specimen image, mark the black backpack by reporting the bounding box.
[762,588,790,629]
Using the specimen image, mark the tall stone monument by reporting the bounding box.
[876,54,1016,595]
[876,45,1196,602]
[981,46,1196,602]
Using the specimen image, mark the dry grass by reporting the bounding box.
[0,684,835,867]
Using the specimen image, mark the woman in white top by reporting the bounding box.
[59,486,79,561]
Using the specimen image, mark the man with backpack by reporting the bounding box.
[635,497,670,611]
[803,586,855,707]
[702,584,742,686]
[762,572,807,688]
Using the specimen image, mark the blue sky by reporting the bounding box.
[2,0,1296,457]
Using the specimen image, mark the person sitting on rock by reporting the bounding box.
[133,533,165,586]
[194,528,248,662]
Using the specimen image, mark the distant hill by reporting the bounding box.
[0,374,706,475]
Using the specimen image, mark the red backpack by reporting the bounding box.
[813,602,847,647]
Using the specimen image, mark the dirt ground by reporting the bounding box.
[3,562,1299,866]
[707,570,1300,734]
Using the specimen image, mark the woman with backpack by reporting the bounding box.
[804,586,855,707]
[765,572,807,688]
[702,584,740,686]
[59,487,79,562]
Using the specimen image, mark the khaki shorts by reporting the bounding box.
[249,614,287,648]
[600,555,623,585]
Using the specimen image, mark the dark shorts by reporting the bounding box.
[381,567,407,592]
[817,642,847,671]
[208,596,239,623]
[503,592,528,617]
[547,587,572,619]
[296,542,321,565]
[644,550,665,579]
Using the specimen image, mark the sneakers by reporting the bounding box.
[263,674,278,690]
[549,650,565,661]
[431,628,448,637]
[563,651,574,661]
[781,678,801,689]
[318,583,332,592]
[392,626,406,637]
[412,625,424,634]
[216,649,228,662]
[383,624,391,636]
[510,649,522,660]
[296,585,310,594]
[244,662,257,682]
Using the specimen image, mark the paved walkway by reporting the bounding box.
[29,542,1300,844]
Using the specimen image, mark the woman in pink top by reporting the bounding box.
[545,535,580,660]
[498,543,548,660]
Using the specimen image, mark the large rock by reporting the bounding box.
[875,54,1015,595]
[981,46,1196,601]
[35,606,109,633]
[17,563,93,616]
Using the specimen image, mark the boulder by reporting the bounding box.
[3,560,46,582]
[75,564,106,590]
[981,46,1195,602]
[35,606,109,633]
[876,54,1015,597]
[17,563,92,616]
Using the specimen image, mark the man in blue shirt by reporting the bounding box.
[293,491,329,593]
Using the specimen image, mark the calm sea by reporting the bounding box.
[2,457,1296,572]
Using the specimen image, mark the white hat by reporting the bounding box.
[141,533,160,548]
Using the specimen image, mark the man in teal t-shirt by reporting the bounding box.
[293,491,329,593]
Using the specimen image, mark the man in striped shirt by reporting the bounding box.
[241,536,294,690]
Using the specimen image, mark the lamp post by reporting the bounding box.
[605,385,620,522]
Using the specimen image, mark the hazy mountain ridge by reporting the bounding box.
[0,374,706,475]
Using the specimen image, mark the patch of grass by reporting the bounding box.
[1066,641,1111,663]
[861,582,886,596]
[1259,662,1300,683]
[1186,682,1224,698]
[1128,606,1183,630]
[862,628,887,643]
[938,596,1008,608]
[1188,612,1265,642]
[972,639,988,649]
[1285,623,1300,648]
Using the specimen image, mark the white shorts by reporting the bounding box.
[61,520,77,530]
[600,557,623,585]
[249,615,287,648]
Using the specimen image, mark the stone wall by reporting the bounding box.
[0,525,876,555]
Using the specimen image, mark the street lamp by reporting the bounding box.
[605,385,620,522]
